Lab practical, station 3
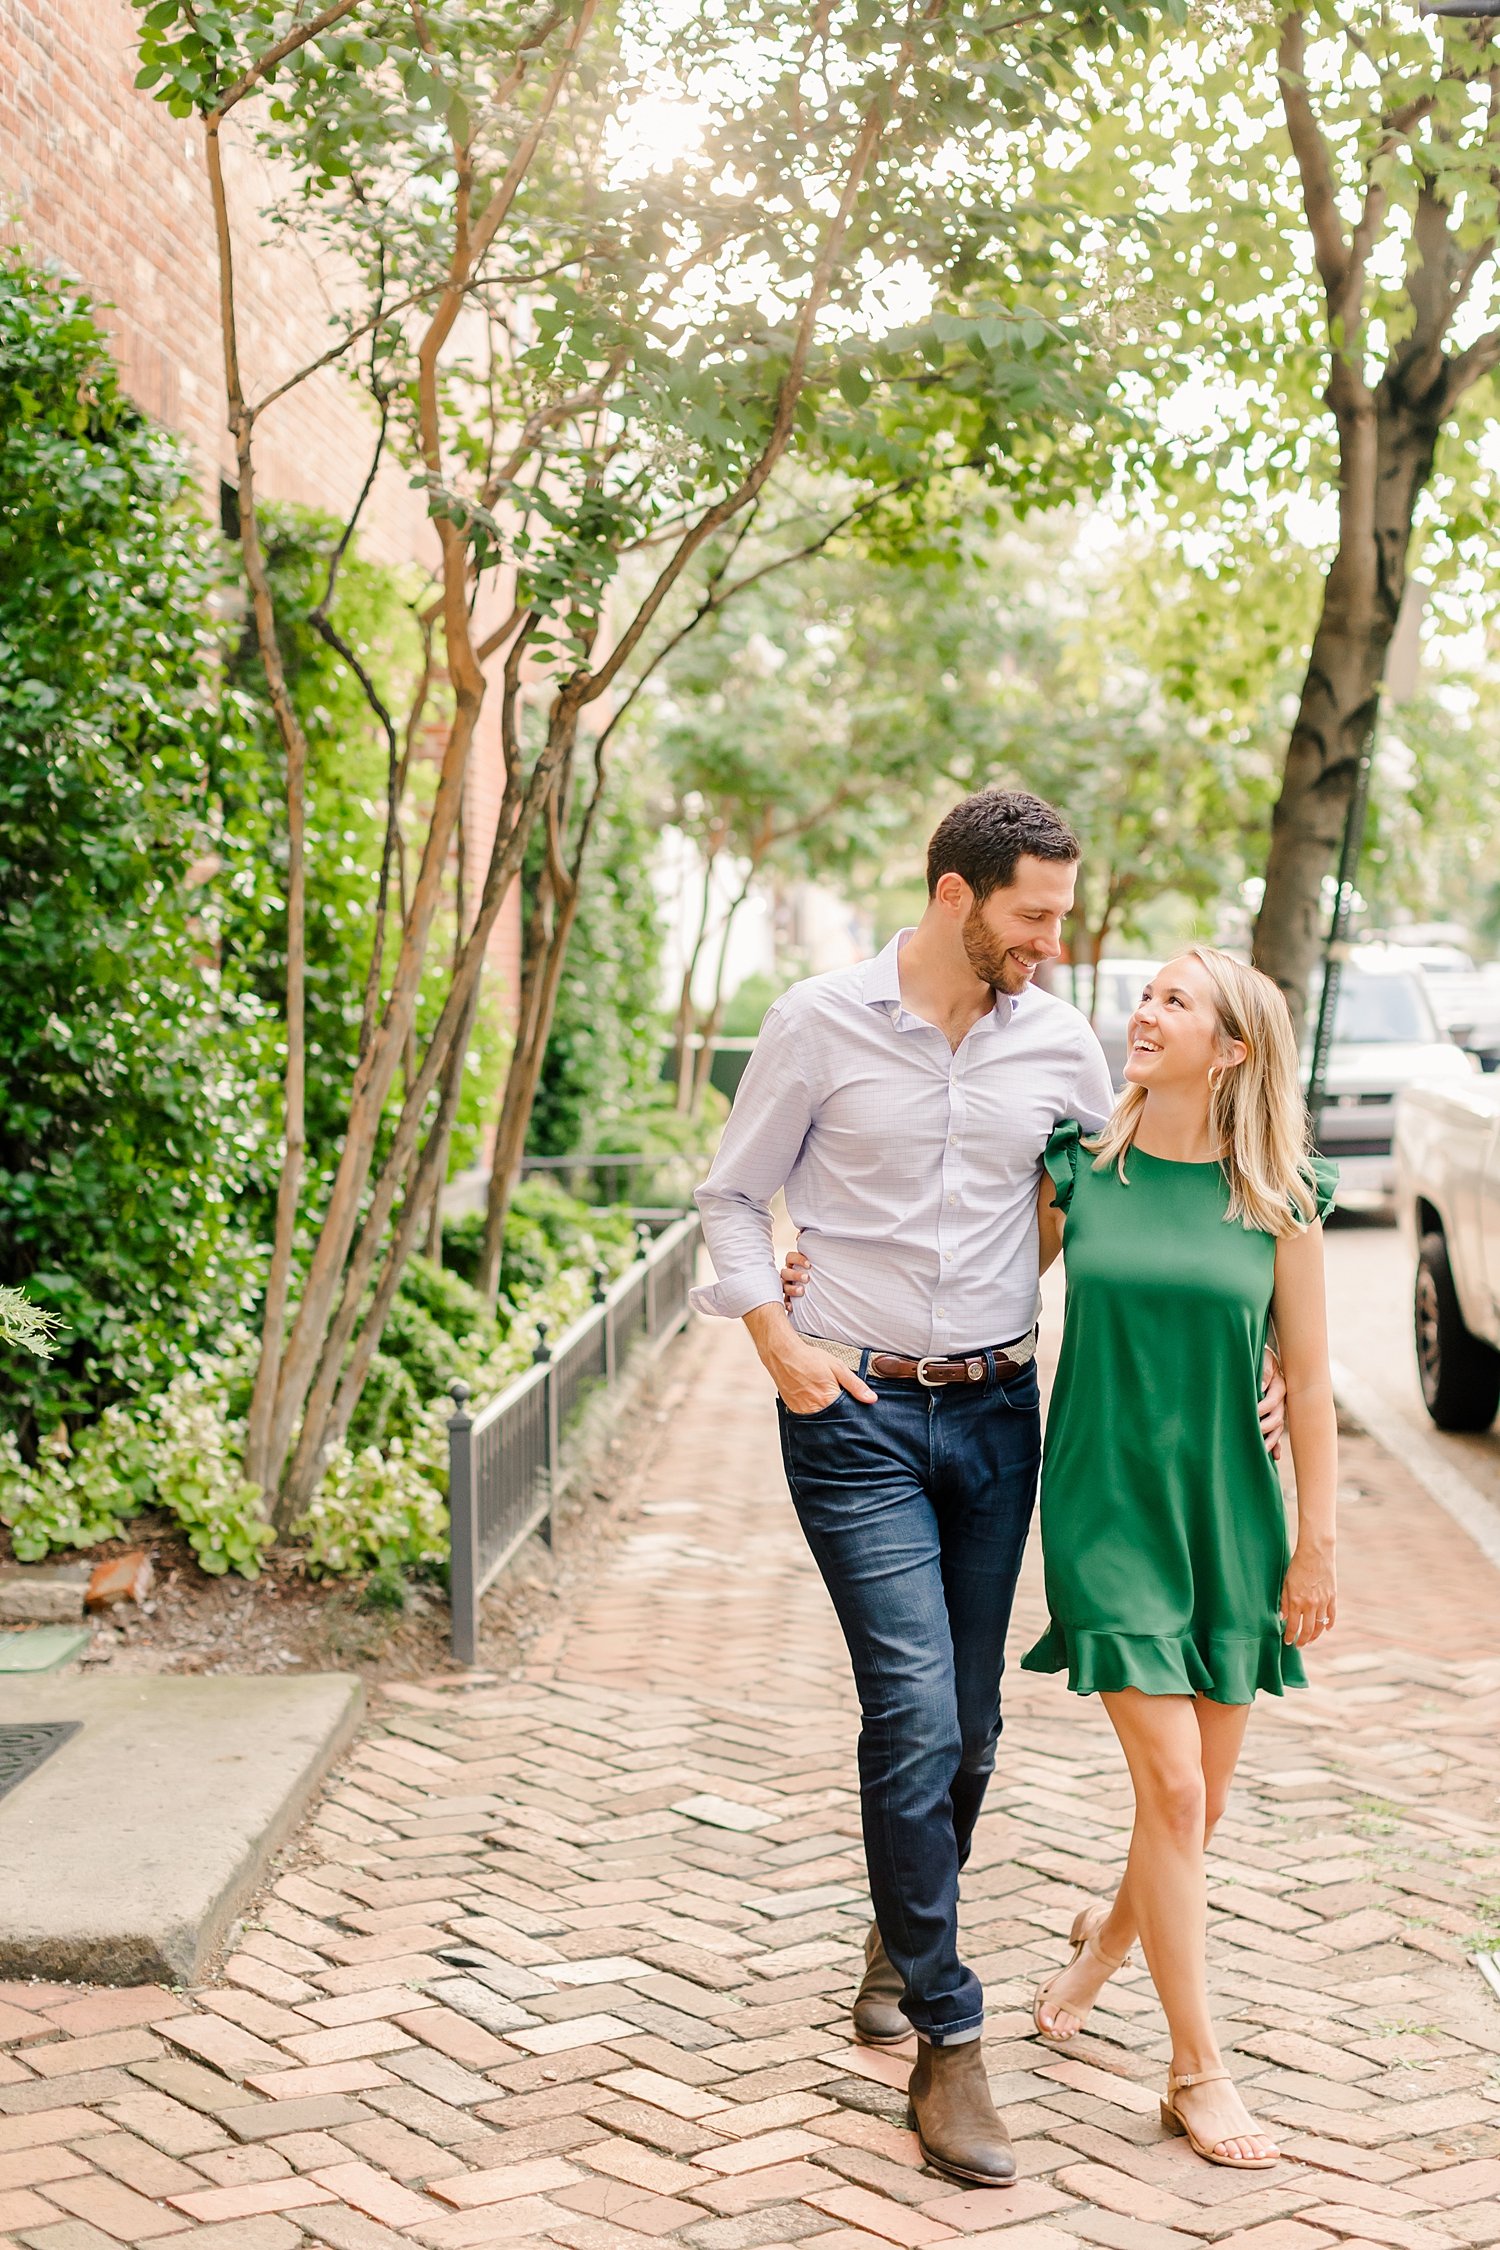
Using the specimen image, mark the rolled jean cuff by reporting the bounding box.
[916,2017,983,2048]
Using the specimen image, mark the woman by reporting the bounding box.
[783,947,1338,2174]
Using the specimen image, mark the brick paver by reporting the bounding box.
[3,1317,1500,2250]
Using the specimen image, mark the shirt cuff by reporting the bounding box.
[689,1268,786,1320]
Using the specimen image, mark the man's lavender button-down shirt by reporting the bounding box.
[691,930,1115,1357]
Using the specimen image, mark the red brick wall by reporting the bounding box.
[0,0,521,1026]
[0,0,430,558]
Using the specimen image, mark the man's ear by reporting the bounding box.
[932,871,972,918]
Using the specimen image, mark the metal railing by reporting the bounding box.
[446,1210,700,1664]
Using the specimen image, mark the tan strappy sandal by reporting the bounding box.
[1032,1904,1132,2042]
[1160,2067,1278,2170]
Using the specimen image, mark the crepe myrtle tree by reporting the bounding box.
[132,0,1177,1518]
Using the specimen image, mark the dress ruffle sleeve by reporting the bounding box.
[1308,1154,1339,1222]
[1042,1117,1085,1214]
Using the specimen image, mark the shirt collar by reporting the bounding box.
[861,928,1021,1026]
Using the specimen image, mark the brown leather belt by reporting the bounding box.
[868,1348,1024,1388]
[803,1327,1038,1389]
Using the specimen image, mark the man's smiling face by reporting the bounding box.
[960,854,1075,995]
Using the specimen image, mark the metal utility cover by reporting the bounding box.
[0,1719,80,1802]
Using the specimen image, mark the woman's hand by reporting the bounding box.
[1280,1543,1337,1648]
[781,1246,811,1307]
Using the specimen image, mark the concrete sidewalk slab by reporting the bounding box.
[0,1671,362,1985]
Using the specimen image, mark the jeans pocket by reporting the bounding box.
[782,1389,851,1423]
[997,1364,1041,1413]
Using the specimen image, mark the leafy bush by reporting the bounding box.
[0,253,266,1448]
[0,1287,59,1360]
[296,1416,450,1582]
[440,1181,637,1299]
[0,1347,272,1577]
[0,1188,645,1581]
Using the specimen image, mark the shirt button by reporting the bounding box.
[947,1195,956,1207]
[936,1307,947,1319]
[944,1252,953,1262]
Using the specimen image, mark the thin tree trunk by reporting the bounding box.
[424,762,470,1261]
[1083,913,1115,1023]
[324,966,489,1460]
[475,824,564,1304]
[481,875,582,1290]
[276,697,577,1515]
[672,840,720,1108]
[476,726,621,1301]
[204,115,308,1505]
[688,872,755,1118]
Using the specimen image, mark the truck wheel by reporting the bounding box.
[1416,1232,1500,1432]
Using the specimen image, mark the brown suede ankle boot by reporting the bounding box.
[852,1923,909,2047]
[908,2038,1016,2187]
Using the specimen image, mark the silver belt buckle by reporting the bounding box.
[916,1354,990,1388]
[917,1355,985,1388]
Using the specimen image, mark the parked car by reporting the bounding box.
[1308,949,1476,1201]
[1409,951,1500,1073]
[1393,1075,1500,1430]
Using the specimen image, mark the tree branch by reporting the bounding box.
[1277,11,1352,305]
[210,0,365,122]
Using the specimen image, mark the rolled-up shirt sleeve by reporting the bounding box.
[691,999,815,1320]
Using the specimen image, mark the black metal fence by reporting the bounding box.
[446,1211,701,1664]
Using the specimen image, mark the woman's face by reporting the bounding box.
[1123,954,1242,1092]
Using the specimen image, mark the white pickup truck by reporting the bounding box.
[1393,1078,1500,1430]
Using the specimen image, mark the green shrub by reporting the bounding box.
[0,253,266,1448]
[0,1349,272,1577]
[0,1187,640,1581]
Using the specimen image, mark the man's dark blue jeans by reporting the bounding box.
[777,1356,1041,2046]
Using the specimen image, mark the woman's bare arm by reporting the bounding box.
[1270,1219,1338,1647]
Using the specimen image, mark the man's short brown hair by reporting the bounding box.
[926,789,1079,904]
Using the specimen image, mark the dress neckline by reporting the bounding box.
[1129,1145,1223,1170]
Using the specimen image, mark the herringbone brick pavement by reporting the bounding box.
[3,1314,1500,2250]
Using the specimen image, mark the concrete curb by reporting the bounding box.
[1331,1354,1500,1574]
[0,1671,364,1985]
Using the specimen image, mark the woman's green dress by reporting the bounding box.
[1020,1120,1338,1706]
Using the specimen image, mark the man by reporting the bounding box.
[691,790,1283,2188]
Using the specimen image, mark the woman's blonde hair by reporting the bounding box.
[1087,946,1318,1237]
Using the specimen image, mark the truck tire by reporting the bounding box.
[1416,1231,1500,1432]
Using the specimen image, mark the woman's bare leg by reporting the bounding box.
[1099,1689,1274,2162]
[1036,1696,1251,2038]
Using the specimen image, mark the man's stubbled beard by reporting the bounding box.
[962,902,1034,997]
